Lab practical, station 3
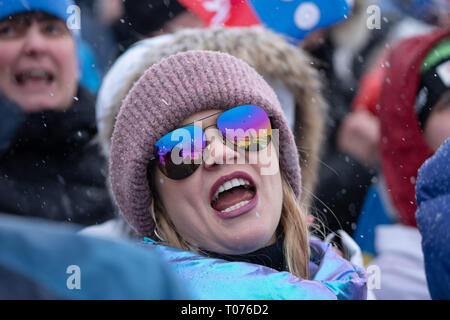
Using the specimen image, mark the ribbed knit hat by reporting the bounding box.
[109,50,301,236]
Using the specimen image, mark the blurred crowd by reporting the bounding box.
[0,0,449,300]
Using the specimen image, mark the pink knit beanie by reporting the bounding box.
[109,50,302,236]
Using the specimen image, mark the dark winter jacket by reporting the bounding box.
[0,87,114,225]
[416,138,450,300]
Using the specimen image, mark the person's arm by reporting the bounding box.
[0,94,25,156]
[416,138,450,300]
[0,214,191,299]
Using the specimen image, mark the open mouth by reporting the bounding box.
[210,172,257,218]
[14,69,55,86]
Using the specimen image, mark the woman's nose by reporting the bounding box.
[22,23,47,57]
[203,128,241,169]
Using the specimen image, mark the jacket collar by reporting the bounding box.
[6,86,97,153]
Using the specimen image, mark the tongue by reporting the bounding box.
[213,187,255,212]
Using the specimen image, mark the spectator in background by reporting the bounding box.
[354,28,450,299]
[310,0,449,236]
[0,0,114,225]
[337,0,446,171]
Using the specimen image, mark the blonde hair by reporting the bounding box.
[151,172,311,279]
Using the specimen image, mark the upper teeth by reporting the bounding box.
[15,69,51,81]
[212,178,251,203]
[27,70,47,77]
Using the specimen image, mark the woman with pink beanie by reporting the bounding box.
[108,49,366,299]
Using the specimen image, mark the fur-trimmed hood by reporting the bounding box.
[96,26,327,207]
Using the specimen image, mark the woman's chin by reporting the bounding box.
[10,92,72,113]
[214,229,276,255]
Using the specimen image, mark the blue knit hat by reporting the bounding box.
[1,0,70,21]
[0,0,80,37]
